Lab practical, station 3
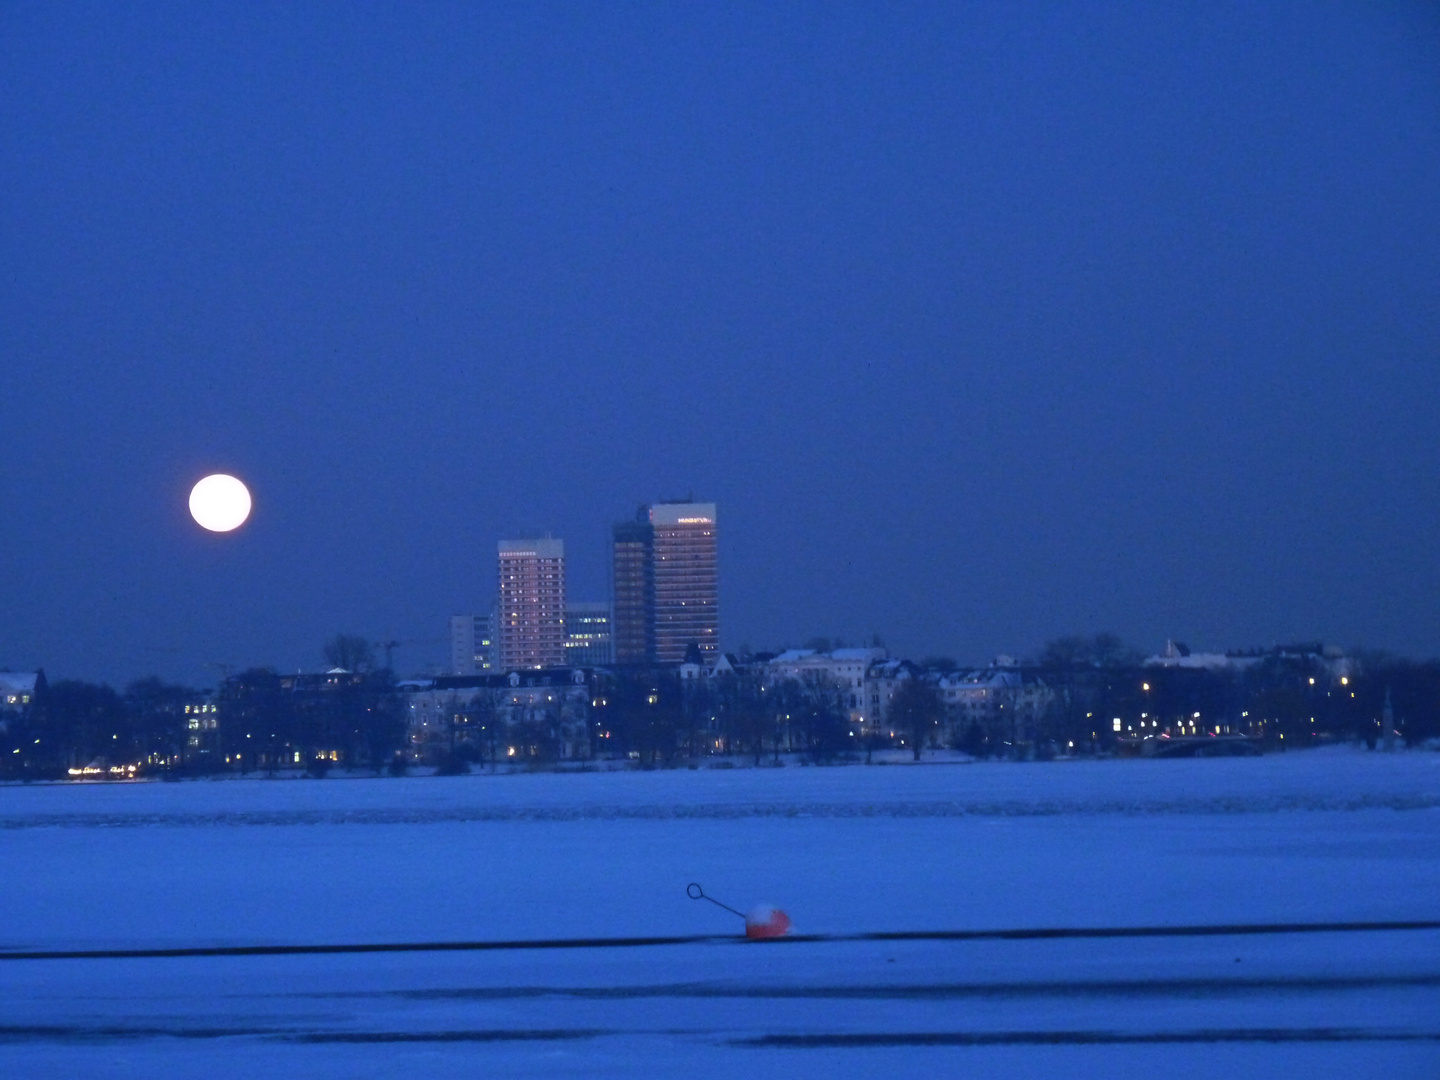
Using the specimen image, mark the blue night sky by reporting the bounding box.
[2,3,1438,686]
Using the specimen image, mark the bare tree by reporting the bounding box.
[1038,633,1142,670]
[889,677,942,761]
[1038,635,1089,668]
[796,674,849,763]
[323,634,375,672]
[721,672,771,765]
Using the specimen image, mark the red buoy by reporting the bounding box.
[745,905,793,940]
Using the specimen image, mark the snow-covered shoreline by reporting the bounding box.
[0,744,1435,827]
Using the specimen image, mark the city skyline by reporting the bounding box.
[452,499,719,676]
[2,6,1437,688]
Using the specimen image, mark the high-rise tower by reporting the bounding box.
[611,518,654,664]
[650,502,718,663]
[611,501,718,665]
[497,538,566,670]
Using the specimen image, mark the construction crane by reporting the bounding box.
[372,637,447,672]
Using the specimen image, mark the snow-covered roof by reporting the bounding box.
[829,648,886,662]
[769,648,883,667]
[940,668,1022,689]
[1143,652,1260,671]
[867,659,917,679]
[769,649,817,664]
[936,664,1050,690]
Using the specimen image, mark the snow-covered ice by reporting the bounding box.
[1,748,1437,1078]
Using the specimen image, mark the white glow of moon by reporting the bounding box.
[189,474,252,532]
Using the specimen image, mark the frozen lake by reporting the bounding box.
[2,748,1438,1078]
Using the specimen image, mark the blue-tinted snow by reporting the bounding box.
[1,747,1437,1078]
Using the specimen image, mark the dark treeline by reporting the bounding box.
[590,651,1439,765]
[959,638,1440,759]
[592,670,853,767]
[3,635,1438,780]
[212,668,407,776]
[0,668,407,780]
[0,674,199,779]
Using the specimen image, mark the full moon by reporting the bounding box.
[189,474,252,532]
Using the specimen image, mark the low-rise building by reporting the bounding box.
[764,648,887,724]
[0,670,43,741]
[1144,640,1353,683]
[937,660,1053,746]
[861,658,923,733]
[398,668,596,764]
[182,697,221,766]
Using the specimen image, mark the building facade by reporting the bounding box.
[611,518,654,664]
[564,602,613,667]
[764,648,887,723]
[650,502,719,663]
[0,671,40,719]
[400,669,595,763]
[937,661,1053,746]
[497,538,566,670]
[611,502,720,665]
[449,612,496,676]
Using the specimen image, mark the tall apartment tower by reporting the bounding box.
[497,538,566,670]
[611,501,718,665]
